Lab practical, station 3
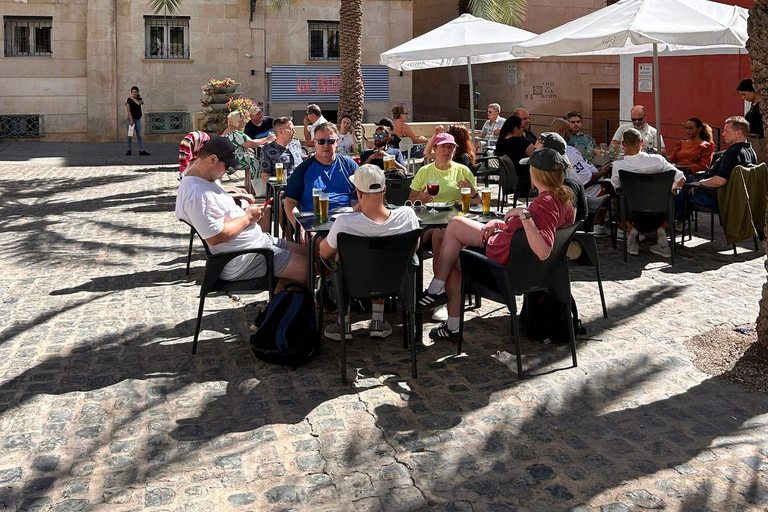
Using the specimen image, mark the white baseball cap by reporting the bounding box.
[350,164,386,193]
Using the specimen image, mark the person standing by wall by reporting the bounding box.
[125,86,149,156]
[737,78,766,164]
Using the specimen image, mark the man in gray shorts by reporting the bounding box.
[176,137,308,290]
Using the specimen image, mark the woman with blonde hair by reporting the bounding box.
[418,148,576,341]
[221,111,275,178]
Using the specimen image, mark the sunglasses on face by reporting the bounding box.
[373,134,388,139]
[315,138,337,145]
[631,117,645,122]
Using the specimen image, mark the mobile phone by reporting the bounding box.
[264,197,273,207]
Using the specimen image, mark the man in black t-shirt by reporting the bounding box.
[125,86,149,156]
[244,107,274,140]
[675,116,757,216]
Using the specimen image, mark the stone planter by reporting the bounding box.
[212,94,232,103]
[209,103,229,112]
[220,83,240,94]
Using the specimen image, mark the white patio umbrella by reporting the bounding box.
[381,14,537,143]
[510,0,749,147]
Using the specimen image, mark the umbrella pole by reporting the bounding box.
[468,60,476,148]
[653,42,661,150]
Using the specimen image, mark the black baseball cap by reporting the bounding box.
[524,147,568,172]
[201,137,242,170]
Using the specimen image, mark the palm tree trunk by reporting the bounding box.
[338,0,364,143]
[748,0,768,346]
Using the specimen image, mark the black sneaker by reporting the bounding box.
[417,289,447,310]
[314,287,337,314]
[125,150,132,156]
[429,321,459,341]
[139,150,151,156]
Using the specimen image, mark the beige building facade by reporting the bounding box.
[1,0,412,142]
[412,0,621,143]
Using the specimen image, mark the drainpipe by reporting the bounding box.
[114,0,119,143]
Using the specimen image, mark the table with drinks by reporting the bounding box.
[296,184,497,331]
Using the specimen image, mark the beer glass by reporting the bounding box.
[319,192,330,223]
[481,188,492,217]
[275,162,284,184]
[460,187,471,214]
[383,154,394,172]
[312,188,322,217]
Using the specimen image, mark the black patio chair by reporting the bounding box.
[179,219,276,354]
[385,177,414,206]
[457,222,582,379]
[617,169,677,263]
[571,195,610,318]
[322,230,422,383]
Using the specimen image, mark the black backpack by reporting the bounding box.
[520,291,585,344]
[250,283,320,367]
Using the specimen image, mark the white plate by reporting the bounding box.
[331,213,351,220]
[424,202,452,211]
[268,177,278,182]
[295,211,315,218]
[330,207,353,214]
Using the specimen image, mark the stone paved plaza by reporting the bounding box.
[1,142,768,512]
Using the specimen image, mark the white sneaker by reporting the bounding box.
[650,244,672,258]
[593,224,608,236]
[324,322,352,341]
[370,319,393,339]
[638,233,646,242]
[656,226,668,242]
[432,305,448,322]
[627,229,640,255]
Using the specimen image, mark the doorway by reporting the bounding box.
[591,88,620,145]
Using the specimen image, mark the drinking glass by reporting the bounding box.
[460,187,471,215]
[319,192,330,223]
[426,179,439,213]
[481,188,492,217]
[312,188,322,217]
[275,162,284,184]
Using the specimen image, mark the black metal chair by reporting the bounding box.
[457,222,582,379]
[179,219,276,354]
[322,230,422,383]
[617,169,677,263]
[385,177,414,206]
[571,195,610,318]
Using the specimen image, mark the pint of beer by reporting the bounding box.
[312,188,322,217]
[460,187,471,214]
[383,154,394,172]
[481,188,492,217]
[275,162,284,184]
[319,192,330,223]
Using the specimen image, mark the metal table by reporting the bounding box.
[266,179,287,237]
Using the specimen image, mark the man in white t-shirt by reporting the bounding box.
[610,128,684,258]
[302,104,328,146]
[611,105,666,156]
[319,164,420,341]
[176,137,308,289]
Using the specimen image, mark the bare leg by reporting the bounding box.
[431,228,445,271]
[444,263,463,317]
[433,217,484,282]
[275,241,309,292]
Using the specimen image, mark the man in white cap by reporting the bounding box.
[319,164,420,341]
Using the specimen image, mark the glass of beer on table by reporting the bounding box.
[275,162,284,184]
[312,188,322,217]
[319,192,330,223]
[481,187,492,217]
[460,187,471,214]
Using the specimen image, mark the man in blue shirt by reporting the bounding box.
[360,125,407,178]
[284,122,358,234]
[566,110,597,151]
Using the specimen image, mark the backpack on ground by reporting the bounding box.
[520,291,586,344]
[250,282,320,367]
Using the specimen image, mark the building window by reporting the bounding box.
[4,17,53,57]
[144,16,189,60]
[308,21,339,61]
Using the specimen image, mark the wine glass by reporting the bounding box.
[426,179,439,213]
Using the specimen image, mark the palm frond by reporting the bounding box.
[266,0,291,14]
[148,0,185,16]
[467,0,527,26]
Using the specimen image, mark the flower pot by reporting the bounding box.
[211,94,231,103]
[209,103,229,112]
[221,83,240,94]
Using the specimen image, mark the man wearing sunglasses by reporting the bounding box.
[360,126,407,178]
[480,103,505,143]
[284,122,359,238]
[611,105,666,156]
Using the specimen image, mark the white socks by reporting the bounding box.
[427,278,445,295]
[372,303,384,322]
[446,316,460,331]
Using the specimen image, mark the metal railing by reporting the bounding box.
[3,17,53,57]
[144,112,190,134]
[0,115,44,139]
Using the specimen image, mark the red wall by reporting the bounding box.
[633,53,752,143]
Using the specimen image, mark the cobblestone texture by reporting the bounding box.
[0,142,767,511]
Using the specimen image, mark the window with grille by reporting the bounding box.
[308,21,339,61]
[3,17,52,57]
[144,16,189,60]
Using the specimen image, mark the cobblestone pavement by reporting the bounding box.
[1,143,767,512]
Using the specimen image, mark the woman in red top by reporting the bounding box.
[667,117,714,176]
[418,148,576,341]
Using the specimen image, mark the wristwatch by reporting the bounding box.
[520,209,532,220]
